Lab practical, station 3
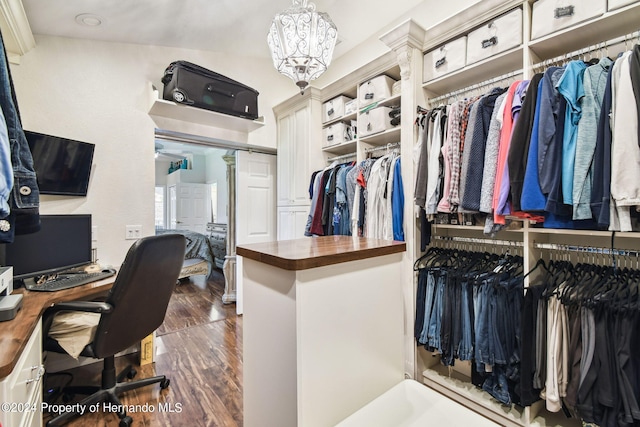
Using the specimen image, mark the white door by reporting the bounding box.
[170,183,211,234]
[236,150,277,314]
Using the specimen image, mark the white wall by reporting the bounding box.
[155,159,171,186]
[10,35,293,267]
[205,150,229,224]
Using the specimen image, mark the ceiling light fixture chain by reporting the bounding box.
[267,0,338,94]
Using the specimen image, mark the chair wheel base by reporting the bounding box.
[119,415,133,427]
[127,368,137,379]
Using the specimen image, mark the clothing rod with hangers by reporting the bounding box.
[531,30,640,71]
[364,141,401,154]
[432,235,524,247]
[429,69,523,105]
[326,152,357,163]
[533,242,640,258]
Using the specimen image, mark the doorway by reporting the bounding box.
[154,130,276,313]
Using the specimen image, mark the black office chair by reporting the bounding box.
[42,234,186,427]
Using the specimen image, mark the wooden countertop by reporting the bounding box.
[236,236,406,271]
[0,278,114,378]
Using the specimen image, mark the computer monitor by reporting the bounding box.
[2,214,92,283]
[25,130,95,196]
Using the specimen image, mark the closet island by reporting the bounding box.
[237,236,406,427]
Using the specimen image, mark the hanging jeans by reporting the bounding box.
[482,366,512,405]
[418,269,437,345]
[426,271,446,352]
[475,276,496,372]
[458,279,474,361]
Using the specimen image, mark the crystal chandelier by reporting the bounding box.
[267,0,338,94]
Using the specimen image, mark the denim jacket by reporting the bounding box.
[0,29,40,243]
[0,103,11,218]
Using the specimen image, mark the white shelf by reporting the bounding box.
[322,139,358,155]
[422,47,524,96]
[322,111,357,127]
[423,366,582,427]
[359,126,401,146]
[147,83,265,133]
[433,224,524,233]
[369,93,402,110]
[528,227,640,238]
[423,366,528,427]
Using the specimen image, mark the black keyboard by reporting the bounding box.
[25,269,117,292]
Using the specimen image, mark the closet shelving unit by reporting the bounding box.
[417,1,640,426]
[274,0,640,425]
[320,65,402,161]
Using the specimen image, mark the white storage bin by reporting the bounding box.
[323,95,354,123]
[423,36,467,82]
[358,106,395,137]
[531,0,606,40]
[344,99,358,115]
[608,0,638,11]
[323,122,350,147]
[359,75,397,107]
[466,8,522,65]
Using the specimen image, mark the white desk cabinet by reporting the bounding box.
[0,320,43,427]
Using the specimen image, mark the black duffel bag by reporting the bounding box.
[161,61,259,120]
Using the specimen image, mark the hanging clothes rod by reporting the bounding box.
[531,30,640,71]
[326,152,357,163]
[364,142,401,154]
[429,69,523,105]
[433,235,524,247]
[534,242,640,258]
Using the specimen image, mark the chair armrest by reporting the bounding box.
[46,301,113,314]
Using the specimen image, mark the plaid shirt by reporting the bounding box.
[447,100,466,209]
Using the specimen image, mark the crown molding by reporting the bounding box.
[379,19,426,52]
[272,86,322,116]
[0,0,35,63]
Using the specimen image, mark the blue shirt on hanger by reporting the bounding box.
[556,60,587,205]
[521,77,547,212]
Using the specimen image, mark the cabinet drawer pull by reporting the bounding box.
[25,365,45,386]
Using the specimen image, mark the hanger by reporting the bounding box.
[413,245,444,271]
[523,258,548,280]
[542,258,572,298]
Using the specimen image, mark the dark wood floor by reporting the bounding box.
[42,269,243,426]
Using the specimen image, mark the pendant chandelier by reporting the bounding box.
[267,0,338,94]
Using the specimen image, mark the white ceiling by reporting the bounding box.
[21,0,424,60]
[19,0,425,159]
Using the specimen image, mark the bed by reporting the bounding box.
[155,228,226,279]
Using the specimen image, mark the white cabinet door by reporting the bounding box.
[277,206,310,240]
[291,106,310,205]
[0,321,43,427]
[277,103,311,206]
[277,113,293,206]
